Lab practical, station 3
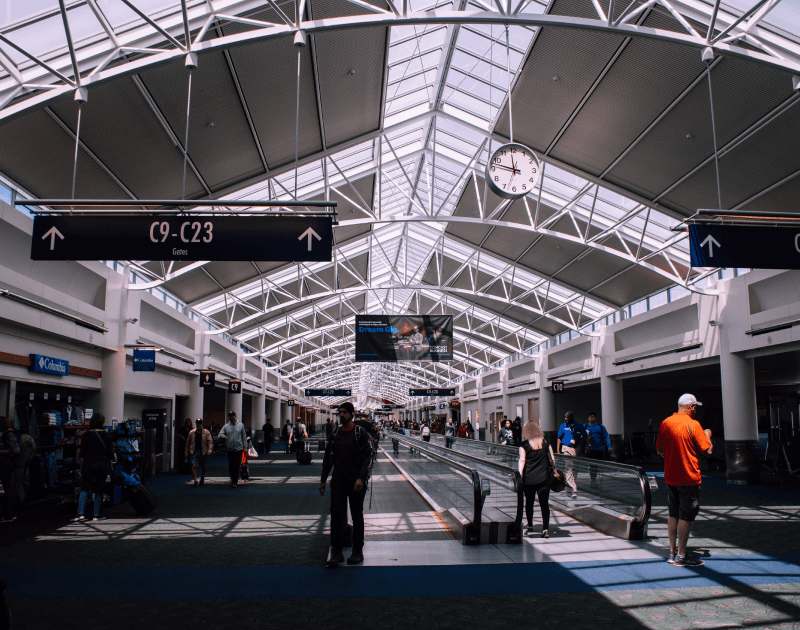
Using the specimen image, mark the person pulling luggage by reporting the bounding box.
[319,402,372,568]
[289,419,307,462]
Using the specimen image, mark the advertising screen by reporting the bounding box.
[355,315,453,362]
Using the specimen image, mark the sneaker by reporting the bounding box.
[571,492,578,499]
[193,480,198,487]
[71,515,87,523]
[525,525,534,533]
[231,483,238,488]
[326,548,345,568]
[93,516,107,522]
[673,554,704,567]
[667,551,676,564]
[347,550,364,565]
[200,477,205,486]
[0,516,17,523]
[541,529,549,538]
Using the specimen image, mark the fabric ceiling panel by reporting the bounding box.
[605,57,795,207]
[137,51,265,191]
[201,261,263,291]
[517,234,587,278]
[661,99,800,215]
[313,27,387,147]
[226,35,323,169]
[590,264,673,305]
[553,248,630,292]
[49,75,205,199]
[162,269,223,304]
[481,226,536,262]
[549,29,705,176]
[739,173,800,214]
[0,109,129,200]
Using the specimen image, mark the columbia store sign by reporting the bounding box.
[29,354,69,376]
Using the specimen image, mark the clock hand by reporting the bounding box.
[492,163,522,174]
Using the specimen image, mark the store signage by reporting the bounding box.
[228,380,242,394]
[408,388,456,397]
[199,370,215,388]
[449,400,460,409]
[689,223,800,269]
[31,216,334,262]
[305,388,351,397]
[132,348,156,372]
[29,354,68,376]
[552,380,565,393]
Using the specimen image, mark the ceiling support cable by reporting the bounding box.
[703,48,723,211]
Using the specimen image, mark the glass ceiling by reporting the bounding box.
[3,0,800,404]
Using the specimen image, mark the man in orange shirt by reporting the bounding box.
[656,393,713,568]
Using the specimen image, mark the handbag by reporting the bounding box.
[247,443,258,458]
[546,445,565,492]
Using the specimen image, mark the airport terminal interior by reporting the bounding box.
[2,0,800,627]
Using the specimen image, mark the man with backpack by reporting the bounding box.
[319,402,372,567]
[0,417,20,522]
[289,419,307,461]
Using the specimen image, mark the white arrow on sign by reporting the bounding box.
[42,226,64,250]
[298,227,322,251]
[700,234,721,258]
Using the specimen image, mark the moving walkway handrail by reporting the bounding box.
[390,433,484,532]
[430,434,652,529]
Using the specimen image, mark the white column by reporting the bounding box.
[226,390,243,424]
[600,373,625,462]
[99,265,129,425]
[268,396,281,443]
[185,380,204,421]
[538,357,556,445]
[252,392,266,444]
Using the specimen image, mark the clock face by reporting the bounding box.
[485,143,541,200]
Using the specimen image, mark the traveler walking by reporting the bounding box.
[282,421,292,453]
[457,421,469,438]
[262,419,273,454]
[319,402,372,568]
[512,417,522,446]
[421,422,431,442]
[465,418,475,439]
[499,420,515,446]
[325,419,334,440]
[185,418,212,487]
[219,411,248,488]
[0,417,19,523]
[518,420,557,538]
[445,419,455,448]
[584,412,610,488]
[73,414,113,522]
[657,394,713,567]
[289,419,308,461]
[557,412,586,499]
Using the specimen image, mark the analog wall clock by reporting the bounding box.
[485,143,541,200]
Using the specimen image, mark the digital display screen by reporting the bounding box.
[355,315,453,362]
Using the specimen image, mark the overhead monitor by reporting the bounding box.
[355,315,453,362]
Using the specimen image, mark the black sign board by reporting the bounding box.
[329,404,341,410]
[31,216,334,262]
[689,223,800,269]
[381,405,392,410]
[551,380,565,393]
[132,348,155,372]
[228,380,242,394]
[288,399,296,407]
[199,370,215,388]
[305,388,351,397]
[409,388,456,397]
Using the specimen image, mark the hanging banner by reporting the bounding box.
[355,315,453,362]
[132,349,156,372]
[199,371,216,388]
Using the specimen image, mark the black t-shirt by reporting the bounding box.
[321,425,372,483]
[79,430,113,460]
[522,438,551,486]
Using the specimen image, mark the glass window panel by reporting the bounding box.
[649,290,668,310]
[96,0,181,28]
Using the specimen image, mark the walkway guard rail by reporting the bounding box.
[426,434,653,540]
[390,431,524,545]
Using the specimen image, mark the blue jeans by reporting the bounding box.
[77,488,102,517]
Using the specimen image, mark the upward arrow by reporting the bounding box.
[298,227,322,251]
[700,234,721,258]
[42,226,65,250]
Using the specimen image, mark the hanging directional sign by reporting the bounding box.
[551,380,565,393]
[199,370,215,388]
[287,399,296,407]
[408,388,456,397]
[228,380,242,394]
[689,224,800,269]
[30,216,334,262]
[304,388,352,397]
[132,349,156,372]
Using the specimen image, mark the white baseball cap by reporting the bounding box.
[678,393,702,406]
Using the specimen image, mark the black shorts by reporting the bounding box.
[666,484,701,522]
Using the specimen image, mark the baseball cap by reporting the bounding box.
[195,418,203,423]
[678,393,702,406]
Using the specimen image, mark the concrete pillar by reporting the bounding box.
[600,374,625,462]
[226,389,243,424]
[268,396,281,443]
[252,392,266,444]
[538,358,556,445]
[99,266,129,425]
[719,344,760,484]
[185,380,204,422]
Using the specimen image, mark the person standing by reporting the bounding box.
[445,419,455,448]
[499,420,515,446]
[289,418,307,461]
[319,402,372,568]
[219,411,248,488]
[512,417,522,446]
[518,420,557,538]
[0,417,19,523]
[465,417,475,439]
[584,412,610,488]
[421,421,431,442]
[185,418,212,487]
[73,414,113,522]
[657,394,713,567]
[556,411,586,499]
[262,419,274,455]
[282,420,292,453]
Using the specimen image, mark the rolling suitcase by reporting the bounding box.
[297,442,312,465]
[318,439,326,452]
[124,484,157,515]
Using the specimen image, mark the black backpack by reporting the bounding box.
[293,424,305,441]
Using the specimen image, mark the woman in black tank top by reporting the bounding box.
[518,420,555,538]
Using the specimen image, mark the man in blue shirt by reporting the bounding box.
[584,411,610,489]
[557,411,585,498]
